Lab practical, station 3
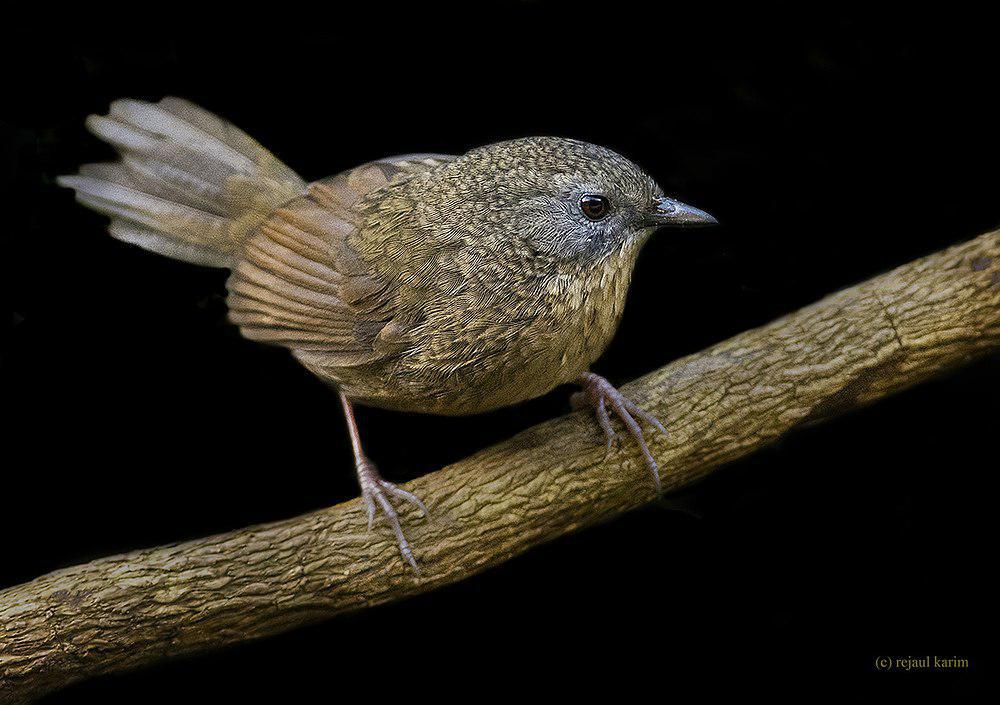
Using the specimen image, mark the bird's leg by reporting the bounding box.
[571,371,668,492]
[339,391,427,572]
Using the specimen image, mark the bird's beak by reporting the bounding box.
[645,196,718,228]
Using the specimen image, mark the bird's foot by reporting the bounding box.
[356,458,428,573]
[571,372,667,492]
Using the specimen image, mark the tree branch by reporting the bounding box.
[2,231,998,703]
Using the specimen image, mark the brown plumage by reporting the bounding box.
[59,97,716,570]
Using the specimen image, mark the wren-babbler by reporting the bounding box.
[59,98,717,570]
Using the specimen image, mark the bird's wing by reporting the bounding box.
[375,153,457,177]
[225,155,457,369]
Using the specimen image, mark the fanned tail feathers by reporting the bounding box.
[58,97,306,267]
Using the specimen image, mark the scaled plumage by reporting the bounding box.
[59,98,716,570]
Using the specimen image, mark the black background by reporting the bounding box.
[3,5,996,700]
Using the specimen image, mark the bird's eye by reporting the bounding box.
[580,194,610,221]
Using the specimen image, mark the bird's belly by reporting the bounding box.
[332,304,622,416]
[334,340,578,416]
[325,258,633,416]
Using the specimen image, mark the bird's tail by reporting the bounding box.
[58,97,307,268]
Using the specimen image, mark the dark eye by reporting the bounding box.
[579,194,610,221]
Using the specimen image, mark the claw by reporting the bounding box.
[381,481,429,517]
[624,397,668,435]
[575,372,666,492]
[340,392,427,573]
[373,489,420,574]
[356,459,427,572]
[364,495,376,534]
[595,396,616,452]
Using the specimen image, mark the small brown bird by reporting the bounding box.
[59,98,716,570]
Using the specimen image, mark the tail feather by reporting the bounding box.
[58,97,306,268]
[109,220,230,268]
[59,174,230,247]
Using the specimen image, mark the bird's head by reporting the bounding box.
[451,137,716,263]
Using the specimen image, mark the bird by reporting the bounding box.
[58,97,717,571]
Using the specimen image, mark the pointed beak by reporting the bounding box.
[645,196,718,228]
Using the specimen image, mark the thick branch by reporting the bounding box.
[2,231,998,703]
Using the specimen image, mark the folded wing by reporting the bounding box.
[226,155,456,370]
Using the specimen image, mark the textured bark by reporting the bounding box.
[2,231,998,703]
